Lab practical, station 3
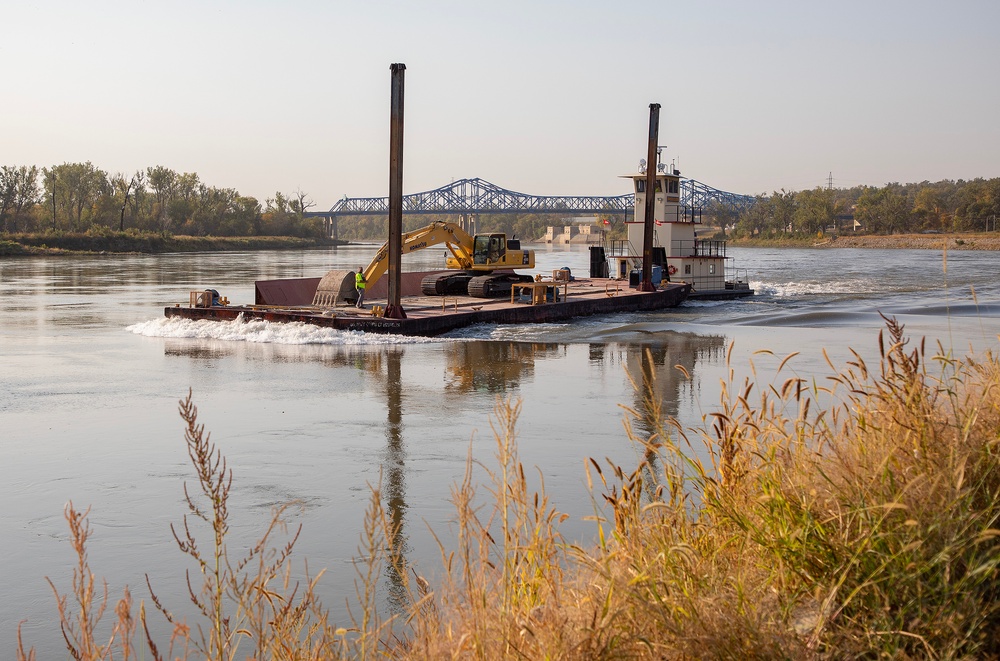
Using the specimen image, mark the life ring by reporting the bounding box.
[667,264,678,275]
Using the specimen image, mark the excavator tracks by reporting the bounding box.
[420,272,473,296]
[467,273,534,298]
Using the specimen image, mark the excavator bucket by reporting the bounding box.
[312,270,358,307]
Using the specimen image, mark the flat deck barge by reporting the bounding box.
[165,276,690,337]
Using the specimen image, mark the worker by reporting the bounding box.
[355,268,366,308]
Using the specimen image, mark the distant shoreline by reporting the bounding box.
[730,232,1000,251]
[0,234,347,256]
[6,231,999,256]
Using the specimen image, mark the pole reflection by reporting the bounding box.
[381,348,408,613]
[590,332,727,499]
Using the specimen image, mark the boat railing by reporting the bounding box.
[670,239,728,258]
[725,266,751,290]
[659,206,703,224]
[605,239,640,257]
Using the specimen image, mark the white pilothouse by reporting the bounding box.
[594,157,752,299]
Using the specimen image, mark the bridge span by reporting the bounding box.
[307,177,755,240]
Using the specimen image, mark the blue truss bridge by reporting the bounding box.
[307,177,756,238]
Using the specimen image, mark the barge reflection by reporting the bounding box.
[444,341,563,394]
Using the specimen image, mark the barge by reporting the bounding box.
[163,90,746,336]
[165,273,691,337]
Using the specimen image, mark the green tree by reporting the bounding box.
[913,185,948,231]
[793,187,835,235]
[734,195,773,237]
[0,165,40,232]
[953,178,1000,231]
[855,185,912,234]
[169,172,202,233]
[146,165,177,231]
[772,190,797,234]
[43,162,107,230]
[220,195,262,236]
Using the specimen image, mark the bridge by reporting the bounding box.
[307,177,756,239]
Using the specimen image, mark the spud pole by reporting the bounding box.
[385,63,407,319]
[639,103,660,292]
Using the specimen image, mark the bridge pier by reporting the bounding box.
[458,213,478,234]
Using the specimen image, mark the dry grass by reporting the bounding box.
[20,319,1000,659]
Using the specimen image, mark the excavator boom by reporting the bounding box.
[362,222,476,286]
[312,221,535,306]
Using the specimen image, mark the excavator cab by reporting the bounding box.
[473,234,507,265]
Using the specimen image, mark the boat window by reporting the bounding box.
[654,180,663,193]
[684,264,692,275]
[668,179,679,194]
[636,180,645,193]
[709,264,716,275]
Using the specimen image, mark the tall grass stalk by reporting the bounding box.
[22,390,346,660]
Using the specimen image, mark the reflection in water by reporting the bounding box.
[163,339,387,371]
[444,341,562,393]
[589,333,727,500]
[623,332,727,433]
[162,337,415,610]
[381,349,408,613]
[164,343,234,360]
[159,329,725,604]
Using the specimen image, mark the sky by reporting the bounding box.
[4,0,999,209]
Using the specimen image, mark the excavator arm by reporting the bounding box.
[361,221,477,287]
[312,221,533,306]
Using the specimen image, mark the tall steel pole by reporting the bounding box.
[639,103,660,292]
[385,63,407,319]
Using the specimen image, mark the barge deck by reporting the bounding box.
[165,277,691,337]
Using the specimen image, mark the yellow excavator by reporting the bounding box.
[312,222,535,305]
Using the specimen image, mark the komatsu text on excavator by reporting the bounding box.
[312,222,536,306]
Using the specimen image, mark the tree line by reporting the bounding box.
[731,177,1000,238]
[9,162,994,242]
[0,162,326,238]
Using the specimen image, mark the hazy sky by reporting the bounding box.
[4,0,998,208]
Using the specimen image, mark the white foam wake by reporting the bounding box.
[752,278,881,298]
[126,316,440,345]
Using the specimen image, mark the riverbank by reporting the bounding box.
[731,232,1000,250]
[0,233,346,256]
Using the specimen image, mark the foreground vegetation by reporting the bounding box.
[19,319,1000,659]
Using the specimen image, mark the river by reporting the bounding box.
[1,243,997,655]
